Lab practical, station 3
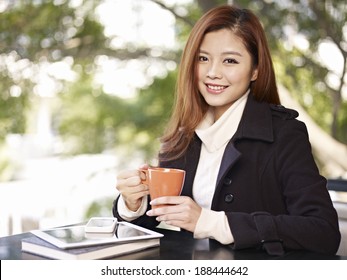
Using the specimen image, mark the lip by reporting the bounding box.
[205,83,228,94]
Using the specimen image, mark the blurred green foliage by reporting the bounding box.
[84,197,114,219]
[0,0,346,178]
[0,0,105,132]
[56,67,177,159]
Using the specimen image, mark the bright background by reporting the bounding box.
[0,0,346,238]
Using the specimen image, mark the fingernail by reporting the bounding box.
[146,210,153,216]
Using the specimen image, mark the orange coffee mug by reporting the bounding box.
[140,167,185,208]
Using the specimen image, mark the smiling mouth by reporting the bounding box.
[206,84,228,93]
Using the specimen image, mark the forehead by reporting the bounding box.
[200,29,247,54]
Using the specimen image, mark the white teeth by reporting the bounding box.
[207,85,226,91]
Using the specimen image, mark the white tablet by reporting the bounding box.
[30,221,163,249]
[85,217,117,233]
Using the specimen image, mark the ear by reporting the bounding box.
[251,68,258,81]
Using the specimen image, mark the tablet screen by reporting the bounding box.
[31,221,163,249]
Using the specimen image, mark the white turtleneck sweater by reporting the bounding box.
[192,91,248,244]
[117,91,249,244]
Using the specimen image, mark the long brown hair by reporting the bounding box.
[159,5,280,161]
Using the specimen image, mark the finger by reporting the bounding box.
[120,183,149,196]
[117,169,140,180]
[129,184,149,195]
[150,196,184,206]
[124,175,142,186]
[122,185,149,210]
[116,176,142,192]
[127,189,150,201]
[155,212,187,222]
[154,211,198,232]
[146,204,182,217]
[139,163,149,170]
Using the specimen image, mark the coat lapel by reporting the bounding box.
[215,95,274,188]
[216,141,241,185]
[180,134,201,198]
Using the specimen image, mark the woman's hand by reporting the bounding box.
[146,196,202,233]
[116,164,149,212]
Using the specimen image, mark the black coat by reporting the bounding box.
[113,94,341,255]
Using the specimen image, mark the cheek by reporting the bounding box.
[223,71,237,83]
[196,64,206,80]
[195,67,203,90]
[225,69,252,83]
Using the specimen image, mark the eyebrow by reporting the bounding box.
[199,49,243,57]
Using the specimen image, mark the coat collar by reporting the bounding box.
[234,94,274,143]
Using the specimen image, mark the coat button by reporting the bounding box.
[224,194,234,203]
[223,177,232,185]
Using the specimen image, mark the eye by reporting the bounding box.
[224,58,239,64]
[198,55,208,62]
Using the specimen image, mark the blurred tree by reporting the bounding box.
[261,0,346,140]
[57,66,177,160]
[0,0,106,138]
[0,0,346,178]
[232,0,347,174]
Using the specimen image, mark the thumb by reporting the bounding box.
[139,163,150,170]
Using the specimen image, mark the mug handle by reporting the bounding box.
[139,168,149,185]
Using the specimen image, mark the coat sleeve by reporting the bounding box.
[227,119,341,255]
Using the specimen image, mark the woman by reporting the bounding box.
[113,5,340,255]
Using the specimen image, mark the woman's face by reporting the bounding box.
[197,29,258,120]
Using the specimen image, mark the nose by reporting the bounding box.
[206,63,222,79]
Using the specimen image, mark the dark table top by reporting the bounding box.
[1,227,346,260]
